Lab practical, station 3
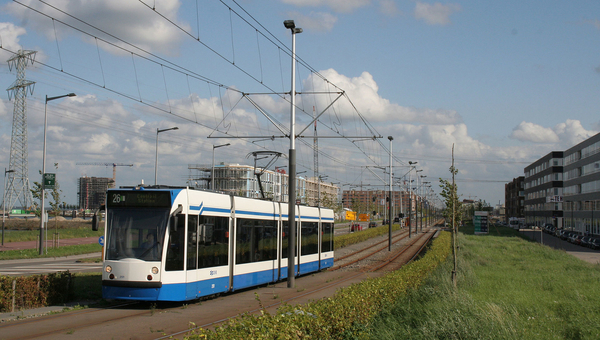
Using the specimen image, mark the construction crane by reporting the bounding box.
[76,162,134,183]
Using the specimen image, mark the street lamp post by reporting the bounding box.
[154,126,178,185]
[592,201,595,236]
[2,168,15,246]
[40,93,76,255]
[407,161,417,237]
[388,136,393,251]
[212,143,231,190]
[284,19,302,288]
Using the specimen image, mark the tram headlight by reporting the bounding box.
[151,267,159,274]
[105,265,112,273]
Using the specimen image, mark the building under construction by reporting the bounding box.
[187,163,339,207]
[78,177,114,210]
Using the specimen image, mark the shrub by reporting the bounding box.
[187,231,452,339]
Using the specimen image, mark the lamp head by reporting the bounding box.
[387,136,393,141]
[284,20,295,29]
[409,161,417,165]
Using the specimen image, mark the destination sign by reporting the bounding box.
[107,190,172,208]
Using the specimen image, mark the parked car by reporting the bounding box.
[560,230,572,240]
[580,236,593,248]
[569,234,583,245]
[350,223,363,232]
[368,221,377,228]
[590,238,600,250]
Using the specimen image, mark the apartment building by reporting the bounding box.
[505,176,525,223]
[524,151,564,228]
[562,133,600,235]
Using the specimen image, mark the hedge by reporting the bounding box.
[188,231,452,339]
[0,271,73,312]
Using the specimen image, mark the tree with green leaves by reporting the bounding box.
[49,163,64,232]
[30,170,46,218]
[439,178,462,228]
[440,146,461,286]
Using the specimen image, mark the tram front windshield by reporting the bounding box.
[105,207,170,261]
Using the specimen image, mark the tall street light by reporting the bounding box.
[284,19,302,288]
[2,168,15,246]
[212,143,230,190]
[40,93,76,255]
[154,127,178,185]
[407,161,417,238]
[388,136,393,251]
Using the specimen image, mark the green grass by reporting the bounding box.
[368,226,600,339]
[0,243,102,260]
[1,227,103,243]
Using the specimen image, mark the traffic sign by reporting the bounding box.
[43,173,56,189]
[98,236,104,246]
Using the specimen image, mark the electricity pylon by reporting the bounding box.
[4,50,37,212]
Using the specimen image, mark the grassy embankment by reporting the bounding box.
[368,224,600,339]
[0,218,103,260]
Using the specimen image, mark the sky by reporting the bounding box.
[1,0,600,209]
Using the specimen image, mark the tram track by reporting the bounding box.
[1,225,440,340]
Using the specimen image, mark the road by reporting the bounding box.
[0,253,102,276]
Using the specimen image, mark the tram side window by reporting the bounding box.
[166,214,185,271]
[282,221,289,259]
[187,215,198,270]
[236,218,276,264]
[301,222,318,255]
[197,216,229,269]
[281,221,299,259]
[322,222,333,252]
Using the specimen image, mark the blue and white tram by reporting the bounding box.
[97,186,334,301]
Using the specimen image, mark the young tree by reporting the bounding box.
[49,163,63,232]
[439,177,462,227]
[30,170,47,218]
[440,146,461,287]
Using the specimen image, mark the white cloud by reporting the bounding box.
[414,2,461,26]
[301,69,462,125]
[0,22,26,51]
[510,120,597,148]
[0,22,26,61]
[584,19,600,30]
[281,0,371,13]
[510,121,559,143]
[379,0,400,17]
[0,98,8,119]
[5,0,188,56]
[553,119,597,147]
[286,11,338,32]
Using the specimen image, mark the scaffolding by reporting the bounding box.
[77,177,114,210]
[187,163,338,206]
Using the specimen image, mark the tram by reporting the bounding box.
[94,186,334,301]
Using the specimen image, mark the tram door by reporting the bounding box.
[186,215,199,299]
